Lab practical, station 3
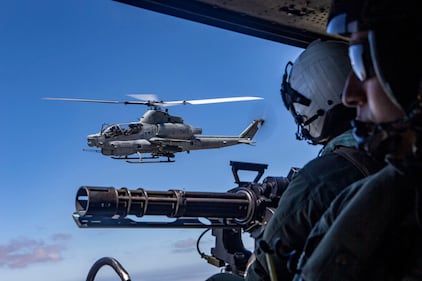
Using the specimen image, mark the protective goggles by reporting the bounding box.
[327,13,377,82]
[326,13,362,35]
[349,40,376,82]
[328,12,407,109]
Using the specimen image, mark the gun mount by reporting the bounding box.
[74,161,299,279]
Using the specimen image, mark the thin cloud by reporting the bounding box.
[132,262,220,281]
[172,238,197,253]
[50,233,71,241]
[0,236,68,269]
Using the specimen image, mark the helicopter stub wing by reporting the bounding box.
[149,137,193,143]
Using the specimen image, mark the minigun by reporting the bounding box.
[73,161,298,280]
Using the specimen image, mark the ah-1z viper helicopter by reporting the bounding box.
[44,94,264,163]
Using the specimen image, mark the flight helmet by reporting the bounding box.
[281,39,355,145]
[325,0,422,162]
[326,0,421,112]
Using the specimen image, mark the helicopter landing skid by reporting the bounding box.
[126,158,175,164]
[111,155,175,164]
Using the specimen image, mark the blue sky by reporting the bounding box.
[1,1,321,280]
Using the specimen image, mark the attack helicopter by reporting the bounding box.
[43,94,264,163]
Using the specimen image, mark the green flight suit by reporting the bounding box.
[206,130,383,281]
[295,161,422,281]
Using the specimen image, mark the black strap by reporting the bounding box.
[333,146,384,177]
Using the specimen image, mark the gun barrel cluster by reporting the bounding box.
[75,186,254,221]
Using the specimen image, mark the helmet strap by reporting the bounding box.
[303,109,325,126]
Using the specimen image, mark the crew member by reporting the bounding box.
[294,0,422,280]
[207,39,383,281]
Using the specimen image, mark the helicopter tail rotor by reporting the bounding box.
[247,101,277,143]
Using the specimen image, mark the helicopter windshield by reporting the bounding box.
[124,123,142,134]
[102,123,142,138]
[102,124,123,138]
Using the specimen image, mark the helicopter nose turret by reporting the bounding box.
[87,133,101,147]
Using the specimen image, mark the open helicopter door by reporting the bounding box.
[114,0,348,49]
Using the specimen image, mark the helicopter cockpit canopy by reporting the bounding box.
[101,124,122,138]
[101,122,143,138]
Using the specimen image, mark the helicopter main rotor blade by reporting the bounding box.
[42,96,263,107]
[128,96,264,106]
[42,97,150,105]
[164,96,264,106]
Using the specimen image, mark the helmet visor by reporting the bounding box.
[348,41,376,82]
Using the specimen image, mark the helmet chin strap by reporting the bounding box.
[295,109,325,144]
[295,123,311,142]
[303,109,325,126]
[352,120,388,161]
[352,108,419,163]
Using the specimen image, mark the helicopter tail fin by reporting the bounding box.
[239,119,264,140]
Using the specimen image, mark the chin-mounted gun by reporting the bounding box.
[74,161,298,280]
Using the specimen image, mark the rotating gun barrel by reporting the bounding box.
[74,186,256,228]
[73,161,299,277]
[73,161,297,231]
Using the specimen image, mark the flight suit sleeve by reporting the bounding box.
[298,166,414,281]
[247,152,367,281]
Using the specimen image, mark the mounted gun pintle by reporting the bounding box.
[74,161,300,278]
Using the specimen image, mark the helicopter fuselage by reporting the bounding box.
[43,96,264,162]
[87,121,203,156]
[86,114,263,161]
